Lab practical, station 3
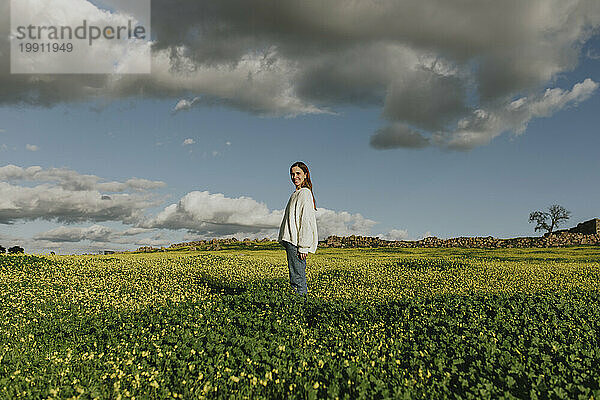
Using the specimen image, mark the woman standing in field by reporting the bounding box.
[278,161,318,297]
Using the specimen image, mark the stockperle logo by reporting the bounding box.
[10,0,151,74]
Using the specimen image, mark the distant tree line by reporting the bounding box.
[0,245,24,254]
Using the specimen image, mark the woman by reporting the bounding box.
[278,161,318,296]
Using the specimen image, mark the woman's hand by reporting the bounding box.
[297,251,307,261]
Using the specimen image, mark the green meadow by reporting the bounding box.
[1,246,599,399]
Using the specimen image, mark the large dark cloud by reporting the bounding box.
[382,69,468,131]
[370,124,430,149]
[1,0,599,148]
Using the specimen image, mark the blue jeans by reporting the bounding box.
[281,240,307,296]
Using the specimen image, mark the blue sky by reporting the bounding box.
[1,0,600,253]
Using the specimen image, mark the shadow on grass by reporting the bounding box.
[203,280,248,295]
[195,276,293,297]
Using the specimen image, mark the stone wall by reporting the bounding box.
[318,232,600,248]
[168,238,240,248]
[137,221,600,252]
[137,237,272,252]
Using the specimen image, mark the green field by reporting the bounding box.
[1,246,600,399]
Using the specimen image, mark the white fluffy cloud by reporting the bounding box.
[314,208,377,239]
[1,0,598,149]
[9,0,150,74]
[0,165,164,224]
[141,190,383,241]
[142,190,282,235]
[2,164,402,250]
[0,164,166,192]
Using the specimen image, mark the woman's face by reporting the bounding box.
[290,166,306,188]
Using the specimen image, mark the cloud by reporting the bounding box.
[382,68,468,131]
[516,78,599,127]
[141,190,379,240]
[33,224,152,243]
[587,48,600,60]
[34,225,115,243]
[117,178,167,191]
[141,190,283,235]
[0,0,598,149]
[375,229,410,241]
[1,165,385,243]
[0,129,5,133]
[0,164,166,192]
[293,43,415,106]
[131,237,171,248]
[370,123,430,149]
[25,144,39,151]
[433,78,599,150]
[122,227,151,236]
[172,97,200,113]
[182,138,195,146]
[374,78,599,151]
[2,227,171,254]
[2,164,414,251]
[421,231,436,239]
[0,165,164,224]
[10,0,151,74]
[0,182,155,225]
[315,208,378,239]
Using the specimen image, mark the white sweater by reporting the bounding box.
[278,187,318,254]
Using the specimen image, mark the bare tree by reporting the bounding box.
[529,204,571,234]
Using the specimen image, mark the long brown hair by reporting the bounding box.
[290,161,317,210]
